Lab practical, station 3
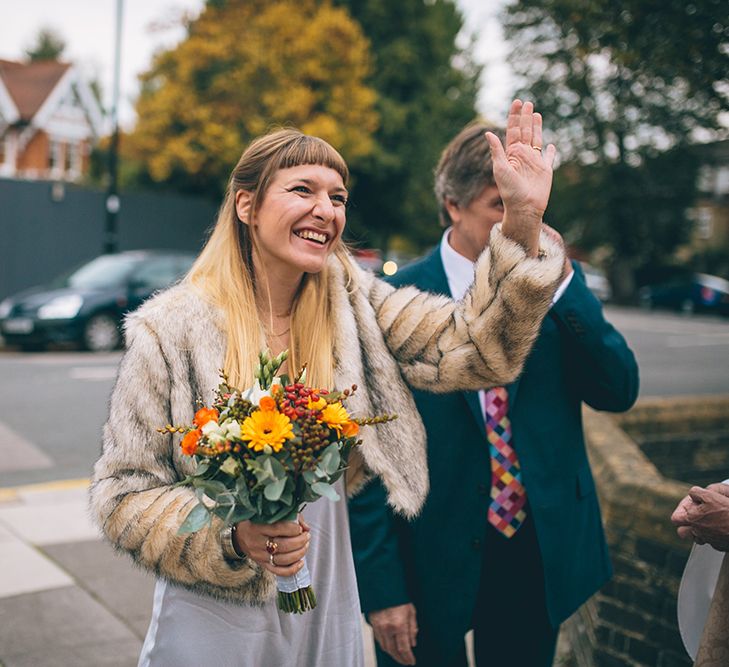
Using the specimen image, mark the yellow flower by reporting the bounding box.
[320,402,352,436]
[307,396,327,411]
[241,407,294,452]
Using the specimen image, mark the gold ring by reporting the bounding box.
[269,553,276,566]
[532,145,543,152]
[266,538,278,555]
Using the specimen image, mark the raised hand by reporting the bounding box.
[485,99,557,256]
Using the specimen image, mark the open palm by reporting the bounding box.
[486,99,556,220]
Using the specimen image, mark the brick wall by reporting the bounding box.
[561,396,729,666]
[16,130,49,172]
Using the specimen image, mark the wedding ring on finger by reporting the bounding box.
[265,538,278,555]
[532,145,543,152]
[269,553,276,567]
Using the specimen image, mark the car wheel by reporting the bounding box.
[680,299,695,315]
[82,314,121,352]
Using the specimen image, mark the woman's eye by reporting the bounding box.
[331,194,348,206]
[291,185,311,194]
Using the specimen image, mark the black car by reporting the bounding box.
[0,250,195,351]
[639,272,729,316]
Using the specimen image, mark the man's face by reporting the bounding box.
[447,184,503,262]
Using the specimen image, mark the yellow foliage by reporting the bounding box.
[127,0,379,190]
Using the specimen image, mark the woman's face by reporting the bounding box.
[238,164,348,280]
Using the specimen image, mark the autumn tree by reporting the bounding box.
[126,0,378,198]
[503,0,729,299]
[332,0,480,248]
[25,27,66,61]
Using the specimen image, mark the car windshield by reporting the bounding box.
[53,255,145,290]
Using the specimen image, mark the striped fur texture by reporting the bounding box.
[89,225,563,605]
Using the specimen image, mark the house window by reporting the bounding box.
[48,139,61,171]
[64,143,74,173]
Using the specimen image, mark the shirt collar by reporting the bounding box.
[439,227,475,301]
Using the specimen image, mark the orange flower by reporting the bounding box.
[193,407,219,428]
[241,409,294,452]
[181,428,202,456]
[259,396,276,412]
[341,421,359,438]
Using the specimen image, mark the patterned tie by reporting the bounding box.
[484,387,527,538]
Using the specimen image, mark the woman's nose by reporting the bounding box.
[312,193,335,223]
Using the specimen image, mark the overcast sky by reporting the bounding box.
[0,0,513,129]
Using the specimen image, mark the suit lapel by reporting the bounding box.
[507,377,521,407]
[420,248,486,433]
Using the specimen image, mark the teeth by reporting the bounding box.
[296,230,328,244]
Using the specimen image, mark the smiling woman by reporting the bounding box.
[89,116,567,666]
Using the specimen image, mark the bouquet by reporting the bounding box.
[159,350,395,614]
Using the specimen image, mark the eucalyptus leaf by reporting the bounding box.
[314,466,328,480]
[219,456,240,477]
[194,461,210,475]
[312,482,340,501]
[269,457,286,479]
[320,443,341,475]
[302,470,317,485]
[178,503,211,534]
[264,477,287,501]
[267,503,299,523]
[231,505,257,522]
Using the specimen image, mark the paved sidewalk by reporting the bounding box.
[0,479,377,667]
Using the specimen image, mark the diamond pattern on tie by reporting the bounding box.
[484,387,526,538]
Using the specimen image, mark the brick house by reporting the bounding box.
[0,59,103,181]
[693,139,729,249]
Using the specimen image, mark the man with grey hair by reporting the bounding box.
[349,119,639,666]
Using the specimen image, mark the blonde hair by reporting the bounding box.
[186,128,352,389]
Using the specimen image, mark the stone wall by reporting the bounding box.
[562,395,729,667]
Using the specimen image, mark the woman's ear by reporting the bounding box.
[235,190,253,225]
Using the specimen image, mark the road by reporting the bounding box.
[1,306,728,488]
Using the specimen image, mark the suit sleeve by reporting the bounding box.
[367,226,565,392]
[550,262,639,412]
[348,478,411,615]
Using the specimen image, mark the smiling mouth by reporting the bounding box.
[294,230,329,245]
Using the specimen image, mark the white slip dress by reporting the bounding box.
[138,480,364,667]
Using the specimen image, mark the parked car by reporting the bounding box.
[579,262,612,302]
[639,273,729,316]
[0,250,195,351]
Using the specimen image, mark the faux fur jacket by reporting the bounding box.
[89,226,564,605]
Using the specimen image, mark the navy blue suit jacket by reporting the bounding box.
[348,247,639,662]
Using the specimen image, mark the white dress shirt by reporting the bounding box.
[439,227,573,417]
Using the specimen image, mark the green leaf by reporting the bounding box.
[312,482,340,502]
[269,456,286,478]
[219,456,240,476]
[265,504,297,523]
[319,443,341,475]
[230,505,257,522]
[196,479,229,498]
[194,461,210,475]
[302,470,317,485]
[264,477,287,501]
[178,503,211,534]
